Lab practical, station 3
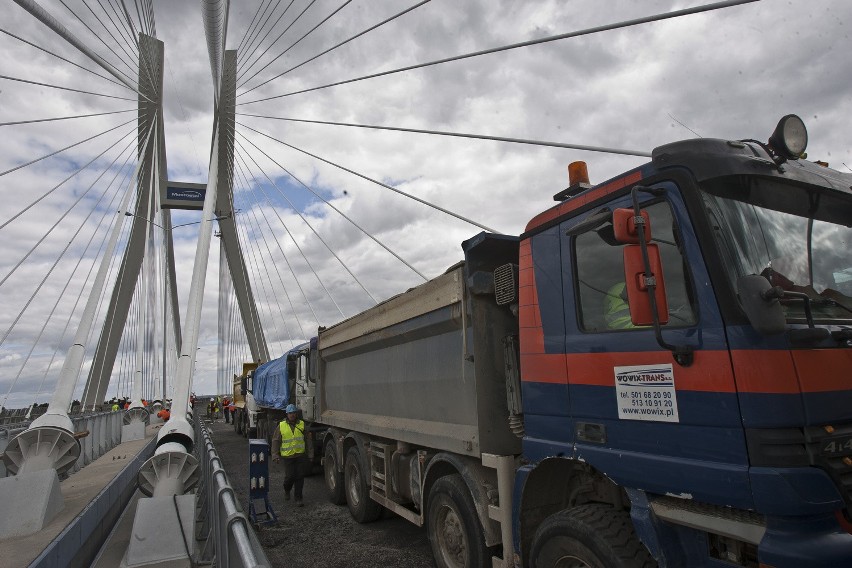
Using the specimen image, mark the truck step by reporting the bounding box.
[369,441,393,499]
[650,496,765,545]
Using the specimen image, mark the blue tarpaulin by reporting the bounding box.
[252,355,290,409]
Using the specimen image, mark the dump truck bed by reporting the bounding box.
[317,234,521,457]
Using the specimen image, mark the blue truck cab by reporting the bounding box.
[514,116,852,567]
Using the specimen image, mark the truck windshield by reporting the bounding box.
[701,177,852,322]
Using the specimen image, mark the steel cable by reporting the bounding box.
[0,137,137,348]
[237,0,288,66]
[239,0,758,106]
[232,143,310,335]
[237,0,352,90]
[0,109,135,127]
[235,0,273,53]
[238,0,429,96]
[236,121,497,233]
[232,134,378,303]
[0,75,137,100]
[0,28,132,91]
[32,161,136,410]
[57,0,139,81]
[0,120,137,228]
[233,154,324,326]
[235,131,427,280]
[6,149,135,404]
[236,0,319,84]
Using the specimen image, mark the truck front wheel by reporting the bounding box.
[529,504,656,568]
[426,474,489,568]
[344,446,382,523]
[324,441,346,505]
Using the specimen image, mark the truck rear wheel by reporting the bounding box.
[324,441,346,505]
[344,446,382,523]
[426,474,489,568]
[530,504,656,568]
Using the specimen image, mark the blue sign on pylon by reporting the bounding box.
[162,181,206,210]
[248,439,277,525]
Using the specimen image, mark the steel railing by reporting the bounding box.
[0,410,123,477]
[194,416,271,568]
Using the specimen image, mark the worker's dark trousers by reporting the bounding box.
[282,454,307,500]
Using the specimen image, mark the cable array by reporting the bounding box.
[1,0,168,410]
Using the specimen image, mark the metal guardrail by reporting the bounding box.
[194,416,271,568]
[0,410,122,477]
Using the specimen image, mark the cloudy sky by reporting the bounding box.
[0,0,849,409]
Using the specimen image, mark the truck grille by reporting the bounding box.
[746,424,852,517]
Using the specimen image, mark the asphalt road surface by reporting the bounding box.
[205,416,436,568]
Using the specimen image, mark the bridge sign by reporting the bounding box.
[163,181,207,210]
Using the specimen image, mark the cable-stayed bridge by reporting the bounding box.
[0,0,847,566]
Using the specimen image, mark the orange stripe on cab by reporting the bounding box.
[791,350,852,393]
[562,351,736,392]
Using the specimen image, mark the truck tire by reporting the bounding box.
[324,441,346,505]
[426,474,489,568]
[529,504,657,568]
[344,446,382,523]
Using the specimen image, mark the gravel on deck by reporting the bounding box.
[205,416,436,568]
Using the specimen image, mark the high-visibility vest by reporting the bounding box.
[279,419,306,457]
[604,282,636,329]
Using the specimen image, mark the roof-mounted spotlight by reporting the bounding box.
[768,114,807,160]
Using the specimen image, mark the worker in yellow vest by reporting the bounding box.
[272,404,310,506]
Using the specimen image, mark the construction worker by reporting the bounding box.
[111,399,120,412]
[272,404,311,506]
[157,408,170,421]
[604,282,636,329]
[223,396,231,423]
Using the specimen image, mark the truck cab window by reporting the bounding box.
[702,179,852,322]
[575,199,697,331]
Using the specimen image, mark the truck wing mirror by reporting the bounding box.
[613,208,651,244]
[623,244,669,326]
[737,275,786,335]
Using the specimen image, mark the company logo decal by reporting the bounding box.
[614,364,679,422]
[167,188,205,201]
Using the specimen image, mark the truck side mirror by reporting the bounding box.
[612,208,650,244]
[737,275,786,335]
[623,244,669,326]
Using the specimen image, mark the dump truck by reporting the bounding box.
[235,345,323,465]
[299,115,852,568]
[231,362,258,436]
